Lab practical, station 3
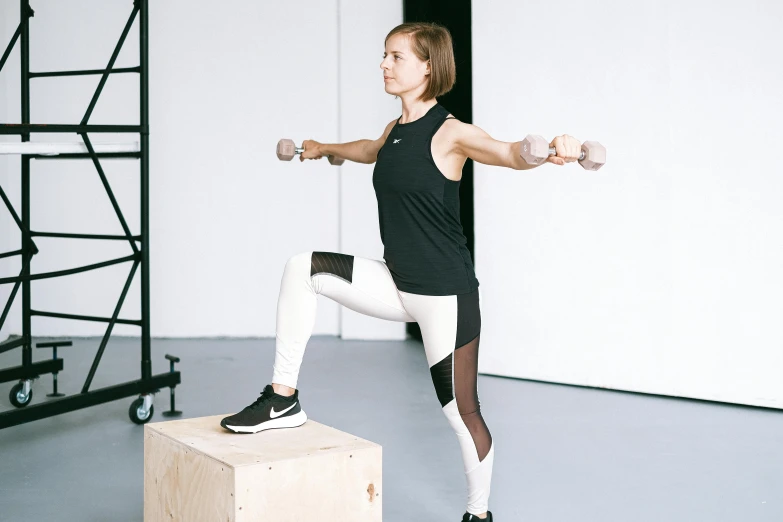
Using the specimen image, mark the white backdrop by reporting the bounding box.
[0,0,405,340]
[472,0,783,409]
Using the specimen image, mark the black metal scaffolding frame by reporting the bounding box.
[0,0,181,430]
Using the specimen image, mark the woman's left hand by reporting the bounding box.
[548,134,581,165]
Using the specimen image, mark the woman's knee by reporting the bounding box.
[284,251,314,274]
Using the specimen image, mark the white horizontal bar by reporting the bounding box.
[0,141,140,155]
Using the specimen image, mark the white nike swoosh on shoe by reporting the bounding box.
[269,402,297,419]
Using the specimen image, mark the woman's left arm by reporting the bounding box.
[452,121,581,170]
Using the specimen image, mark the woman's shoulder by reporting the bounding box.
[439,112,466,137]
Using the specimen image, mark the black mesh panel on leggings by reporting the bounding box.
[454,289,491,462]
[454,332,492,463]
[310,251,354,283]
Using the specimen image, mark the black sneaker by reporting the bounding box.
[462,512,493,522]
[220,384,307,434]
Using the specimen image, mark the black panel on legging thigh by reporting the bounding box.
[430,352,454,407]
[456,288,481,348]
[310,251,355,283]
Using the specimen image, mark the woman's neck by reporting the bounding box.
[399,98,437,124]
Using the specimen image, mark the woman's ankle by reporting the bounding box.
[271,383,296,397]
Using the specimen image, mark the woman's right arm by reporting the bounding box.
[305,119,397,164]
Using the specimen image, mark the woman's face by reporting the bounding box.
[380,33,430,98]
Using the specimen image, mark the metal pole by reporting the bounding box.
[20,0,32,366]
[139,0,151,380]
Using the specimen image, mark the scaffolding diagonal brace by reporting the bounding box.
[0,24,21,74]
[0,267,24,332]
[0,184,39,254]
[82,259,140,393]
[0,335,25,355]
[81,134,140,255]
[81,4,139,125]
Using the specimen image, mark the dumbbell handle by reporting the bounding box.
[283,142,342,163]
[548,147,586,161]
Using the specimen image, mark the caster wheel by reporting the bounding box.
[9,382,33,408]
[129,397,154,424]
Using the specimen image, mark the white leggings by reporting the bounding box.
[272,251,494,515]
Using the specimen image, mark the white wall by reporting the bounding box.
[473,0,783,409]
[0,0,404,341]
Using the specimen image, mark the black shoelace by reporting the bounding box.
[248,389,275,409]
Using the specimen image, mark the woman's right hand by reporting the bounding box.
[300,140,324,162]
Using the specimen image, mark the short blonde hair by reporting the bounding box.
[385,22,456,102]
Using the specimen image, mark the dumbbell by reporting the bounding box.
[276,139,344,165]
[520,134,606,171]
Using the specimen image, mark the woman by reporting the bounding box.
[221,22,582,521]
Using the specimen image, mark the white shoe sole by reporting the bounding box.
[225,409,308,434]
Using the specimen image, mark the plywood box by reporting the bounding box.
[144,415,382,522]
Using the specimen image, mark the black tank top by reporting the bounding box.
[372,103,480,296]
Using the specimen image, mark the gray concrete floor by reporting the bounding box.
[0,336,781,522]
